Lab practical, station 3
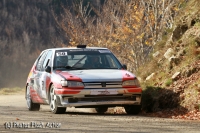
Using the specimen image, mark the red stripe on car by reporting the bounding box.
[121,70,135,81]
[126,88,142,93]
[57,71,83,82]
[55,87,84,95]
[30,88,44,103]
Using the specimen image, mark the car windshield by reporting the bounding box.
[53,49,122,70]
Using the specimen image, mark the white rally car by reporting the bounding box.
[26,45,142,114]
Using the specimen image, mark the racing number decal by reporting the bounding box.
[56,52,68,56]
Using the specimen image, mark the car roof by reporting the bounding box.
[45,47,108,51]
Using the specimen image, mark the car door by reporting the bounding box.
[33,50,48,102]
[38,50,53,101]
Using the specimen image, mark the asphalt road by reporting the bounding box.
[0,94,200,133]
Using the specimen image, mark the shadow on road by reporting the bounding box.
[141,86,188,118]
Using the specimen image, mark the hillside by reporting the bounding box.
[138,0,200,120]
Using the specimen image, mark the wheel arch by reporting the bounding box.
[47,82,53,104]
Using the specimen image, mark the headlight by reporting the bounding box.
[61,80,84,87]
[122,79,140,87]
[61,80,68,86]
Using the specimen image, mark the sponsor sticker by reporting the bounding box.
[56,52,68,56]
[70,49,98,51]
[98,50,111,53]
[90,89,118,95]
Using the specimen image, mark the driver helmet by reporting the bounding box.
[90,55,99,63]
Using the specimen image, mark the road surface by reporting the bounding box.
[0,94,200,133]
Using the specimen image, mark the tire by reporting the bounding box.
[26,85,40,111]
[49,85,66,114]
[124,105,141,115]
[95,107,108,113]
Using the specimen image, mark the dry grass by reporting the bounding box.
[181,77,200,110]
[0,87,25,95]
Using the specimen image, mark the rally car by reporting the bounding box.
[25,45,142,114]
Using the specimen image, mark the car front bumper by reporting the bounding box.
[55,88,142,107]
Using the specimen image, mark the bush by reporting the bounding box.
[142,86,180,112]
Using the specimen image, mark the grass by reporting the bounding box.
[165,79,173,87]
[197,54,200,60]
[0,87,25,95]
[181,84,199,111]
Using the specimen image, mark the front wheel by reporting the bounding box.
[95,107,108,114]
[124,105,141,115]
[49,85,66,114]
[26,85,40,111]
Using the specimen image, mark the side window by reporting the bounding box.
[36,51,47,71]
[106,55,119,68]
[42,50,53,70]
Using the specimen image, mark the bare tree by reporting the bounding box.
[56,0,185,72]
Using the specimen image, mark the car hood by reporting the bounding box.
[57,69,136,82]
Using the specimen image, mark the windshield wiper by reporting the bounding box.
[54,65,85,70]
[65,65,78,69]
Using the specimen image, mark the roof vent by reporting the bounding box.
[77,45,87,48]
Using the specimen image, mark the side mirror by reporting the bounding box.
[122,64,127,70]
[45,66,51,73]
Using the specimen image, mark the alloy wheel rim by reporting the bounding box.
[50,87,56,111]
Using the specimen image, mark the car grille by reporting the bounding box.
[83,82,122,89]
